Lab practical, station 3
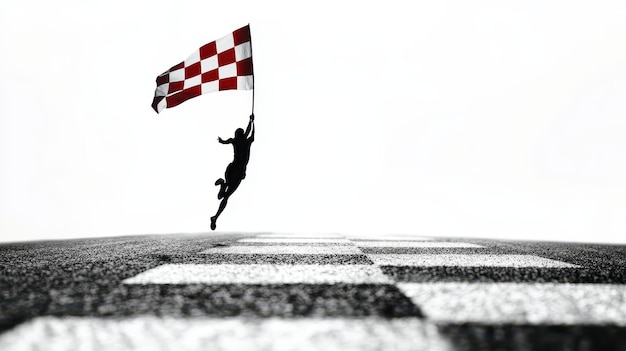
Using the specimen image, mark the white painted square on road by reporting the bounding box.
[239,238,351,244]
[398,282,626,325]
[200,245,362,255]
[0,317,451,351]
[368,254,580,268]
[256,233,344,239]
[123,264,392,284]
[356,241,483,248]
[349,236,434,241]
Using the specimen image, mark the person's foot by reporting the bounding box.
[215,178,224,186]
[210,216,217,231]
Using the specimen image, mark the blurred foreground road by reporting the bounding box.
[1,233,626,350]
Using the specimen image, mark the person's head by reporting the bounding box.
[235,128,244,138]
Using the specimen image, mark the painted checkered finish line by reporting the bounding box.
[1,234,626,350]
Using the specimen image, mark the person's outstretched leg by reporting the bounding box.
[211,196,229,230]
[210,173,242,231]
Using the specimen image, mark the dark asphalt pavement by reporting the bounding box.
[1,233,626,350]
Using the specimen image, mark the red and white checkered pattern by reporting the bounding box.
[151,25,253,113]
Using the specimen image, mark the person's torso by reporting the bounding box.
[232,139,252,163]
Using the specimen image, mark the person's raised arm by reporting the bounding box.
[247,114,255,141]
[245,114,254,137]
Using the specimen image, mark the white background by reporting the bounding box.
[1,1,625,243]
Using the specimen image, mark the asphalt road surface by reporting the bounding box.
[1,233,626,350]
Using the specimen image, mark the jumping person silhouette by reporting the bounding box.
[210,114,255,230]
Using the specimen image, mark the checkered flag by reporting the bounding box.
[151,25,254,113]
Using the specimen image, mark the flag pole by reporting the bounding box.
[249,23,255,116]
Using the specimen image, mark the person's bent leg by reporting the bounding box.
[218,164,235,200]
[217,181,227,200]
